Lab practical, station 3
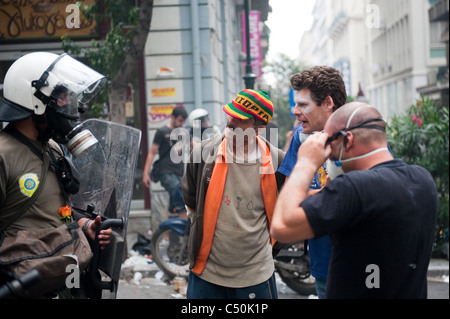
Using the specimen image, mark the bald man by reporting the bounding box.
[271,102,438,298]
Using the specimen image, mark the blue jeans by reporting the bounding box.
[159,173,184,214]
[314,277,327,299]
[187,271,278,299]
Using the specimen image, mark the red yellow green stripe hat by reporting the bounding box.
[223,89,274,124]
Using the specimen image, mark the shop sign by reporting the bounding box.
[147,104,184,126]
[0,0,96,41]
[151,87,176,97]
[241,10,262,77]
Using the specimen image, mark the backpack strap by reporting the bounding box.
[4,125,44,161]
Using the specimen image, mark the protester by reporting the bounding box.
[277,66,347,298]
[181,89,285,299]
[271,102,438,298]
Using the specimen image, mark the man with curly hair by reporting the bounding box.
[277,66,347,298]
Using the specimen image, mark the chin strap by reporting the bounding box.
[31,53,67,106]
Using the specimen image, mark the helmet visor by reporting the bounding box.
[47,54,106,105]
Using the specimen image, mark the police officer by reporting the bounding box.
[0,52,112,296]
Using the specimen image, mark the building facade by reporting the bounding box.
[0,0,271,214]
[366,0,447,119]
[144,0,270,133]
[143,0,270,215]
[417,0,449,107]
[306,0,367,100]
[300,0,448,120]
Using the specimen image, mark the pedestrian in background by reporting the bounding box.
[277,66,347,298]
[271,102,438,298]
[143,106,188,217]
[186,108,222,149]
[181,89,285,299]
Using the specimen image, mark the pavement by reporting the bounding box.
[116,253,449,299]
[427,258,449,277]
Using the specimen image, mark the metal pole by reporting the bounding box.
[191,0,202,108]
[243,0,256,89]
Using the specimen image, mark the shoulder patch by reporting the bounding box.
[19,173,40,197]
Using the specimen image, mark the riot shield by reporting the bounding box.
[69,119,141,299]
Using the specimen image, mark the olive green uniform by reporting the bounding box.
[0,130,65,236]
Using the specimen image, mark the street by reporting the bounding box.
[116,257,449,300]
[116,272,314,300]
[427,277,449,299]
[116,275,449,300]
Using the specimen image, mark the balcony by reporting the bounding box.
[329,11,348,39]
[429,0,449,22]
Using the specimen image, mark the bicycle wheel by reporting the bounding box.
[151,228,189,279]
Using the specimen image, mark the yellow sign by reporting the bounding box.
[0,0,96,41]
[148,105,184,125]
[150,105,175,115]
[151,87,176,97]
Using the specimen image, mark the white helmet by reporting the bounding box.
[187,108,210,128]
[0,52,105,122]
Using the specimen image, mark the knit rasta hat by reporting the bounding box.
[223,89,274,124]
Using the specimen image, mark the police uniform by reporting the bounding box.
[0,130,65,236]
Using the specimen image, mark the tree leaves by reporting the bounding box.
[264,53,308,146]
[387,97,449,248]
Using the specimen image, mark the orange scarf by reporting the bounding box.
[192,137,277,275]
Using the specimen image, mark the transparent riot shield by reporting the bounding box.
[69,119,141,299]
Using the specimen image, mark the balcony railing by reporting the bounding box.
[429,0,449,22]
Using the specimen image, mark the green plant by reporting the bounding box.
[61,0,149,123]
[387,97,449,256]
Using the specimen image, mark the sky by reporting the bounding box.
[265,0,315,63]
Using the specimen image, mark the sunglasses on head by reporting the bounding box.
[326,118,386,145]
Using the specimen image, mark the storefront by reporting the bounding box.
[0,0,147,207]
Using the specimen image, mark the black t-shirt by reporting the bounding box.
[153,125,184,176]
[301,159,438,298]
